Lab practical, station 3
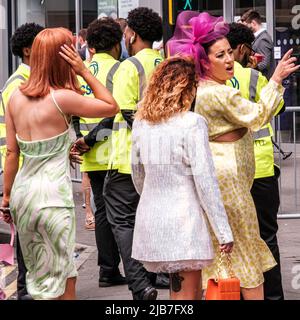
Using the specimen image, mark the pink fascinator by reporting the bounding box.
[166,11,229,77]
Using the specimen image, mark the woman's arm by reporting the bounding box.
[58,44,119,118]
[2,101,20,216]
[187,117,233,246]
[216,50,299,131]
[131,124,145,195]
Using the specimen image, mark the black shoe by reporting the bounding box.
[99,274,127,288]
[133,286,158,300]
[154,274,170,289]
[18,294,34,301]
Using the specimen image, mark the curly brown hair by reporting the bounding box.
[136,56,198,124]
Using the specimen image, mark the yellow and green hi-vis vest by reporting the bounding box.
[227,62,284,179]
[79,53,120,172]
[0,64,29,169]
[109,48,163,174]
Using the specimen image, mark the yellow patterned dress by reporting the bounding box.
[195,79,284,289]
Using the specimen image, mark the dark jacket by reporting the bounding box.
[253,30,275,80]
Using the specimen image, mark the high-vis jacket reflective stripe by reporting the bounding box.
[0,74,27,149]
[252,127,271,140]
[109,49,163,174]
[0,74,27,120]
[227,62,284,179]
[106,62,121,93]
[127,57,147,102]
[80,61,120,133]
[108,59,147,173]
[80,55,120,172]
[248,69,273,143]
[0,65,29,169]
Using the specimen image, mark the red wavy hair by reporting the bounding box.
[20,28,82,98]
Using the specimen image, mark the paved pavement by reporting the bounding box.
[1,182,300,300]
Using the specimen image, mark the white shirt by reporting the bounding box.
[254,28,266,38]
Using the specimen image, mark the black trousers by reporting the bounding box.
[251,166,284,300]
[16,235,28,299]
[88,171,121,278]
[103,171,153,295]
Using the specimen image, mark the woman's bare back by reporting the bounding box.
[9,89,70,142]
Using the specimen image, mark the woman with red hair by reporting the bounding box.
[1,28,119,300]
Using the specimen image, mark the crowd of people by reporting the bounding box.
[0,7,299,301]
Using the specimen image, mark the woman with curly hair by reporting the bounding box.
[131,56,234,300]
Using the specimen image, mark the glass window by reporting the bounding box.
[82,0,98,28]
[204,0,223,17]
[16,0,77,31]
[275,0,300,107]
[45,0,75,32]
[234,0,266,22]
[16,0,46,27]
[275,0,300,146]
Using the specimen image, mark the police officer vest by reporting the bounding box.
[109,48,163,174]
[79,53,120,172]
[227,62,284,179]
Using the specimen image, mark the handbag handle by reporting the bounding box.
[215,252,235,281]
[9,224,15,247]
[0,213,15,246]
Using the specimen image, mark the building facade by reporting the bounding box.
[1,0,299,108]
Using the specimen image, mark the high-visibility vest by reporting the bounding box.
[79,53,120,172]
[0,64,29,168]
[227,61,284,179]
[109,48,163,174]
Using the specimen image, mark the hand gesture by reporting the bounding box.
[219,242,234,254]
[272,49,300,84]
[0,199,12,224]
[74,137,90,155]
[59,44,88,77]
[247,56,258,69]
[69,145,83,169]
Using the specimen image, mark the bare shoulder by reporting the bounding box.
[7,88,25,111]
[51,89,83,109]
[52,89,79,101]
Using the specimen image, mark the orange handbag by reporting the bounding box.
[206,252,240,300]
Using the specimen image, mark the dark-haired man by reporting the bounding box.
[77,7,164,300]
[227,22,284,300]
[241,10,275,79]
[76,17,127,288]
[0,22,44,300]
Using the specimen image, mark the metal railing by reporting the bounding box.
[275,107,300,219]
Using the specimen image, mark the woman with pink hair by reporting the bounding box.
[167,11,299,300]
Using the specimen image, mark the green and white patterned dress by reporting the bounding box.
[10,93,78,300]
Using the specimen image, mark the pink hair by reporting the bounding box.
[166,11,229,77]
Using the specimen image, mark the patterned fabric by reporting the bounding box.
[195,79,284,288]
[10,129,78,300]
[131,112,233,274]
